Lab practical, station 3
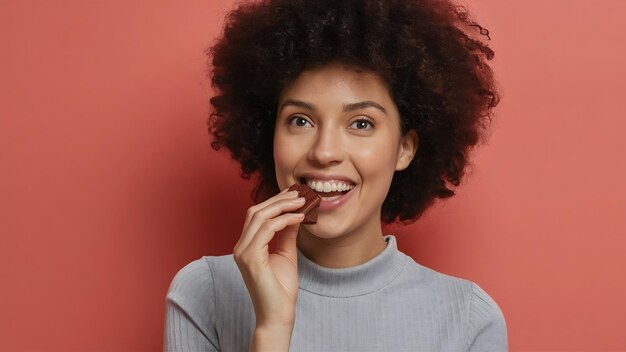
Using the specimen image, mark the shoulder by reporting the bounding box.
[164,255,242,350]
[167,254,239,291]
[465,282,508,350]
[399,255,508,350]
[398,254,478,304]
[167,257,212,298]
[166,255,240,310]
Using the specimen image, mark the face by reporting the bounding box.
[273,62,417,240]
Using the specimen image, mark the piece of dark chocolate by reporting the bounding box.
[288,183,321,224]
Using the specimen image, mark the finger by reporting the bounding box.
[242,189,299,229]
[238,197,305,250]
[278,185,292,194]
[239,196,304,250]
[246,212,304,255]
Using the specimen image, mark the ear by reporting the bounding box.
[395,129,418,171]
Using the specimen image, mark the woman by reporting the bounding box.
[164,0,507,350]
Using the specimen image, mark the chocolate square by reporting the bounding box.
[288,183,321,224]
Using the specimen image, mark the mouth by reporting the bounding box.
[298,177,356,202]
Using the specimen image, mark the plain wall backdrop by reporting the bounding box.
[1,0,625,351]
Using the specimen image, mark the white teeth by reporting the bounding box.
[305,179,355,193]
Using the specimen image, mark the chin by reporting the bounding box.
[302,218,356,240]
[302,224,340,239]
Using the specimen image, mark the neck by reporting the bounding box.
[296,225,387,268]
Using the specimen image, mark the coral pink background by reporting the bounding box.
[1,0,625,351]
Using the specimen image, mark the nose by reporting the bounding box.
[308,126,344,166]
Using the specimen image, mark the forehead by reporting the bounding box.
[278,62,396,109]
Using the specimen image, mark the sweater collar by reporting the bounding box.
[297,235,405,298]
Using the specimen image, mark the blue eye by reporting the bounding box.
[290,116,312,127]
[350,119,374,130]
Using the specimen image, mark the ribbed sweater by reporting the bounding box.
[164,235,507,351]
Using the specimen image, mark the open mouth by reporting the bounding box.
[299,177,355,201]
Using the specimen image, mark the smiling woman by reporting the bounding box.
[164,0,506,351]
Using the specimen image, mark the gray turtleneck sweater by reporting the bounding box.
[164,236,507,351]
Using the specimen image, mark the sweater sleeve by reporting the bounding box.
[164,258,219,352]
[466,283,508,352]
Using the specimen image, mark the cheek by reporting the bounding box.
[350,136,399,203]
[351,137,399,172]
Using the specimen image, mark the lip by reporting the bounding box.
[316,185,355,211]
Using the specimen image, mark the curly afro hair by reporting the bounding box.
[208,0,499,223]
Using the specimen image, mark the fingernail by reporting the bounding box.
[287,190,300,197]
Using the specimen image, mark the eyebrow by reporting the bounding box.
[279,99,387,115]
[279,99,317,113]
[344,101,387,114]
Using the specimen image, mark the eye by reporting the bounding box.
[289,116,313,128]
[349,118,374,130]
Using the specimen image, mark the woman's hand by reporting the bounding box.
[233,188,305,350]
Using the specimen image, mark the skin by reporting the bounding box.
[233,62,418,351]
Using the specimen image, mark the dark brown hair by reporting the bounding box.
[208,0,499,223]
